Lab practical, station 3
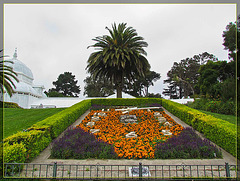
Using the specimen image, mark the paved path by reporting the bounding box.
[31,108,237,166]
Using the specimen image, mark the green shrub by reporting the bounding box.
[187,98,236,115]
[4,129,51,161]
[3,142,27,163]
[3,142,27,176]
[218,99,235,115]
[162,99,237,158]
[196,115,236,156]
[0,143,2,176]
[206,100,221,113]
[0,101,22,108]
[238,126,240,161]
[91,98,162,107]
[186,98,208,110]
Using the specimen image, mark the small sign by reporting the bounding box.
[129,166,151,177]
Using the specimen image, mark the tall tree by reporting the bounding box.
[222,20,239,61]
[163,52,219,99]
[163,61,186,99]
[124,70,160,97]
[83,74,114,97]
[197,60,235,98]
[47,72,80,97]
[223,16,239,76]
[222,16,240,102]
[86,23,150,98]
[44,89,65,97]
[193,52,218,65]
[0,50,19,97]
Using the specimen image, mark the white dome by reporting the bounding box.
[11,57,33,80]
[3,49,47,108]
[12,58,34,80]
[6,49,34,80]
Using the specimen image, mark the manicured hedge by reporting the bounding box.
[91,98,162,107]
[161,99,237,158]
[4,129,51,162]
[31,99,91,139]
[0,101,22,108]
[3,142,27,163]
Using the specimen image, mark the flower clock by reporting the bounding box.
[76,109,184,159]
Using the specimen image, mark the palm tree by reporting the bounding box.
[86,23,150,98]
[0,49,19,97]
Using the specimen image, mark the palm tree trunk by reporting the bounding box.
[116,86,122,98]
[116,74,123,98]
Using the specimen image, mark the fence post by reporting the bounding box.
[53,162,57,178]
[139,162,142,180]
[225,162,230,179]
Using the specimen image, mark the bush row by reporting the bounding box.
[3,99,92,164]
[187,98,236,115]
[91,98,162,108]
[4,129,51,162]
[31,99,91,139]
[0,101,22,108]
[161,99,237,158]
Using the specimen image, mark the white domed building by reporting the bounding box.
[4,49,47,108]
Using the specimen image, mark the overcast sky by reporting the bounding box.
[3,3,236,98]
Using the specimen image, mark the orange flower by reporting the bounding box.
[76,109,183,159]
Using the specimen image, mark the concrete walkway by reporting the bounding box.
[31,108,237,166]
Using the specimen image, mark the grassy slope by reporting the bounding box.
[199,110,238,125]
[3,108,65,138]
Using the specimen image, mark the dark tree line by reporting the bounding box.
[84,70,160,98]
[163,17,239,101]
[163,52,218,99]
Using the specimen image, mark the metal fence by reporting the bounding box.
[4,162,238,180]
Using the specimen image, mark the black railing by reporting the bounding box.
[3,162,238,180]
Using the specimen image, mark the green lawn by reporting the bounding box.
[199,110,238,125]
[3,108,65,138]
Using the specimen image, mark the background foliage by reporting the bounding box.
[45,72,81,97]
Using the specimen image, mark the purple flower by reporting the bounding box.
[51,127,117,159]
[155,128,222,159]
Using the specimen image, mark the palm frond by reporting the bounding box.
[0,50,19,97]
[86,23,150,97]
